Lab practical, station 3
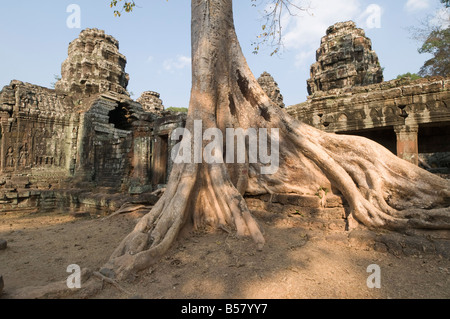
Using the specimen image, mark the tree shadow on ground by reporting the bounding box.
[1,208,449,299]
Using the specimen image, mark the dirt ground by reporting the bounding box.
[0,207,449,299]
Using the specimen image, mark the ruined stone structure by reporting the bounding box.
[0,80,79,184]
[0,29,186,211]
[1,23,448,215]
[307,21,384,95]
[55,28,130,96]
[137,91,165,114]
[258,72,285,108]
[288,21,450,173]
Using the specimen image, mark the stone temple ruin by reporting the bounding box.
[0,28,186,212]
[257,71,285,108]
[288,21,450,174]
[0,22,449,216]
[306,21,384,95]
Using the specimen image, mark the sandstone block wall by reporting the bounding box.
[289,77,450,132]
[0,81,78,188]
[288,76,450,167]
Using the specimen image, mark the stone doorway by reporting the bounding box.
[108,103,132,131]
[418,122,450,174]
[152,134,169,186]
[337,127,397,155]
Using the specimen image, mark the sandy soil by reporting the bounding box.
[0,207,449,299]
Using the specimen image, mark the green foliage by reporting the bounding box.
[166,107,188,113]
[110,0,136,17]
[293,209,304,217]
[441,0,449,8]
[396,72,422,80]
[418,26,450,77]
[50,74,61,89]
[315,186,329,199]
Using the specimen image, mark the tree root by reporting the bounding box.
[103,203,153,220]
[283,118,450,231]
[102,0,450,280]
[103,96,450,281]
[92,271,133,296]
[102,163,265,280]
[103,188,166,220]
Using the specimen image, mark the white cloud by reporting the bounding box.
[281,0,364,67]
[405,0,431,13]
[294,51,315,68]
[163,55,191,72]
[146,56,154,63]
[430,7,450,29]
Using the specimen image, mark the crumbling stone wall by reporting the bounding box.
[74,94,134,188]
[0,80,78,188]
[290,73,450,168]
[289,77,450,134]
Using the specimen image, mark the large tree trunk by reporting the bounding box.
[102,0,450,280]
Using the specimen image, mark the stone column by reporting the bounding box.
[0,115,8,173]
[394,125,419,165]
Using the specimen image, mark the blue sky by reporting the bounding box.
[0,0,448,109]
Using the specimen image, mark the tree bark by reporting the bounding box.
[102,0,450,280]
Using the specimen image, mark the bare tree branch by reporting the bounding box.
[251,0,310,55]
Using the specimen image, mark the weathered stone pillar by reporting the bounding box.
[394,125,419,165]
[0,115,8,173]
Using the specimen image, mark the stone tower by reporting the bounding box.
[258,71,285,108]
[55,28,130,96]
[307,21,384,95]
[137,91,165,113]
